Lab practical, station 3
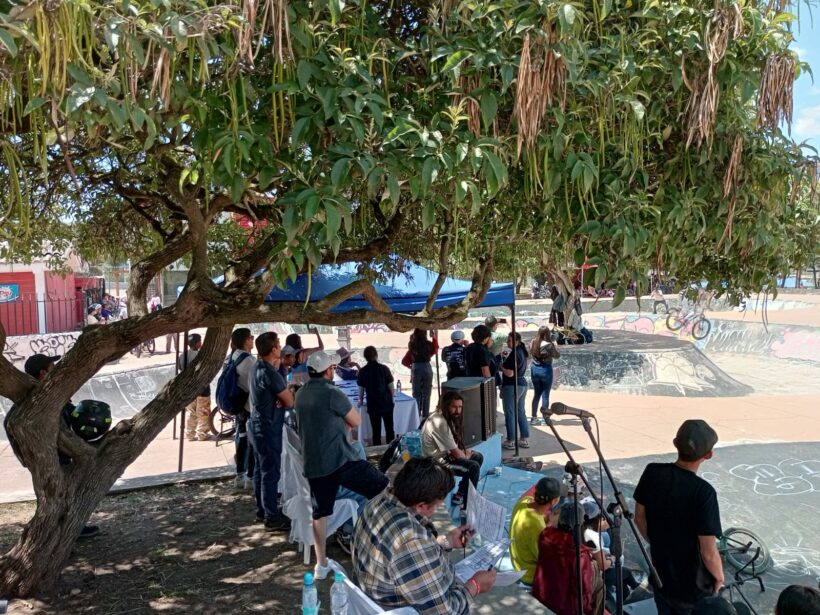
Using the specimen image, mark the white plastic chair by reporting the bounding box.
[281,434,359,565]
[343,577,419,615]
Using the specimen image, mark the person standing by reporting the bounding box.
[285,327,324,361]
[501,332,530,450]
[484,316,509,357]
[408,328,436,420]
[441,330,468,379]
[278,344,297,380]
[295,350,389,579]
[549,286,566,327]
[229,328,256,490]
[634,420,724,615]
[529,326,560,422]
[335,347,361,381]
[178,333,211,441]
[248,332,294,531]
[357,346,395,446]
[464,324,497,379]
[421,391,483,509]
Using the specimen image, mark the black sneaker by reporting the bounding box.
[79,525,100,539]
[264,516,291,532]
[334,530,352,555]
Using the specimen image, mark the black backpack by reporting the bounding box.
[215,352,250,415]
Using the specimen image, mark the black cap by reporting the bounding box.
[534,477,568,503]
[675,419,718,461]
[24,353,61,378]
[485,316,498,327]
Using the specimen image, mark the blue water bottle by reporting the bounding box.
[302,572,318,615]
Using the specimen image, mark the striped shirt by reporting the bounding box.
[352,490,471,615]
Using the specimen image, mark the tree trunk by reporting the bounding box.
[0,326,232,598]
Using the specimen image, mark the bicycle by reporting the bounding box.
[718,526,772,574]
[666,306,712,340]
[208,406,236,440]
[131,338,155,358]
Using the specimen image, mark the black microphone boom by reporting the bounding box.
[550,402,595,418]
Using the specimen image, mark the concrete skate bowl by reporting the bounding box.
[549,330,753,397]
[0,364,176,443]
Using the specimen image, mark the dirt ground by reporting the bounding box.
[0,480,347,614]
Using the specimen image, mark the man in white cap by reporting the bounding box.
[441,330,468,380]
[295,350,389,579]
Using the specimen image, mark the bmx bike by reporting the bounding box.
[718,527,771,614]
[208,407,236,440]
[666,307,712,340]
[131,338,155,358]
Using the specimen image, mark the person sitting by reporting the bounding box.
[86,304,102,325]
[441,330,468,379]
[567,309,593,344]
[356,346,395,446]
[335,347,361,380]
[776,585,820,615]
[532,501,609,615]
[352,457,496,614]
[510,477,566,586]
[421,391,483,509]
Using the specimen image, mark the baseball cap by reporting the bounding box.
[337,347,352,361]
[485,316,498,327]
[534,477,568,503]
[306,350,336,373]
[580,497,601,521]
[450,330,465,342]
[675,419,718,461]
[281,345,297,356]
[24,353,61,377]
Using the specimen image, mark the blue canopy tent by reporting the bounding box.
[262,260,515,312]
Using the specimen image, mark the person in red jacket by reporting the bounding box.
[532,501,609,615]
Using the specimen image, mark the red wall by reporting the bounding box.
[0,272,37,335]
[45,272,79,333]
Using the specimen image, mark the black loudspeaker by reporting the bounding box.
[441,377,497,447]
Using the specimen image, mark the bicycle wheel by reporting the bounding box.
[666,309,684,331]
[692,317,712,340]
[146,338,156,354]
[134,344,142,358]
[209,407,236,439]
[722,527,772,573]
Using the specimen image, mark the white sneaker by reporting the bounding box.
[233,474,245,490]
[314,558,340,580]
[244,476,254,491]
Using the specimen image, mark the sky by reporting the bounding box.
[792,7,820,151]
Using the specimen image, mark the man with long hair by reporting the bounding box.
[421,391,483,509]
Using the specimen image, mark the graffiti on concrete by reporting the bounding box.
[729,459,820,497]
[349,323,390,334]
[3,332,81,366]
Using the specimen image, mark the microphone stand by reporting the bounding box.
[566,460,585,615]
[609,502,624,615]
[579,415,662,615]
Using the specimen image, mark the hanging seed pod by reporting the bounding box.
[756,54,794,132]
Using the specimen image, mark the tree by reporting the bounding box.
[0,0,817,597]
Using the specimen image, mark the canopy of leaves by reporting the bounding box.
[0,0,817,307]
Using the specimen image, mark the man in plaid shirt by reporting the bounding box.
[351,457,497,614]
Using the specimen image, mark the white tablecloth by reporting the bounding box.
[335,380,419,444]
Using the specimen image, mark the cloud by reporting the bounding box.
[792,45,808,59]
[794,104,820,142]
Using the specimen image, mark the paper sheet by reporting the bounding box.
[454,539,511,584]
[493,569,527,587]
[466,482,506,543]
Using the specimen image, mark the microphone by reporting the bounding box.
[550,402,595,418]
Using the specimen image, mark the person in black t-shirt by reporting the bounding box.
[634,420,724,615]
[356,346,395,446]
[441,330,468,379]
[465,324,497,378]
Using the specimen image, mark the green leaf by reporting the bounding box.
[258,167,277,190]
[231,175,245,204]
[440,50,470,74]
[290,117,310,146]
[421,157,438,192]
[284,257,297,282]
[328,0,345,24]
[331,158,350,188]
[559,4,577,31]
[577,220,601,234]
[483,150,507,195]
[23,97,47,116]
[0,28,18,58]
[468,182,482,214]
[283,206,299,241]
[480,92,498,129]
[594,264,608,289]
[628,99,645,122]
[297,60,313,90]
[573,248,585,267]
[422,201,435,230]
[66,86,96,113]
[387,174,401,208]
[67,64,92,86]
[325,203,341,241]
[612,285,626,309]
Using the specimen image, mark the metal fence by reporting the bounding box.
[0,296,85,336]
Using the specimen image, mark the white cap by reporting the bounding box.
[306,350,336,373]
[451,330,465,342]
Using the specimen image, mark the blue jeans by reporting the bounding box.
[502,382,530,441]
[338,485,369,534]
[530,363,554,418]
[234,414,255,478]
[411,362,434,420]
[248,408,285,521]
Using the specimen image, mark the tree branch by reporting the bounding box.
[127,231,193,316]
[0,321,35,404]
[424,212,454,313]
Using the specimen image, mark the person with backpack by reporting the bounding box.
[247,332,294,531]
[178,333,211,441]
[356,346,395,446]
[441,330,468,379]
[218,328,256,490]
